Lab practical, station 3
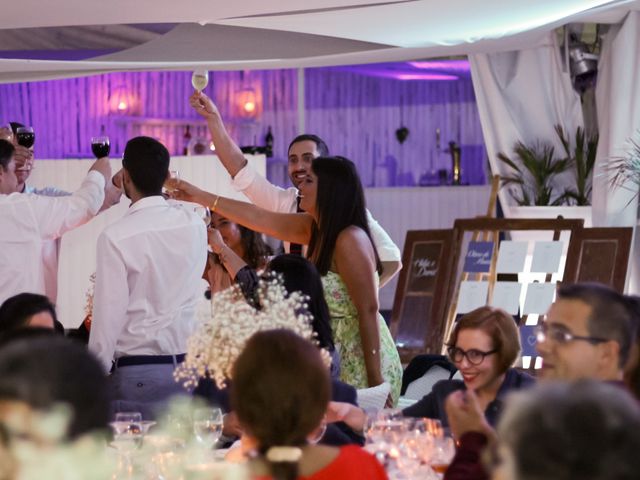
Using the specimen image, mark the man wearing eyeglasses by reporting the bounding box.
[534,283,636,383]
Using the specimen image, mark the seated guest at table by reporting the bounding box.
[196,255,357,445]
[204,213,271,297]
[443,282,638,480]
[0,292,64,334]
[492,381,640,480]
[230,329,387,480]
[0,331,110,439]
[403,306,534,427]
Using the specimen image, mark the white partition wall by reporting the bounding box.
[28,154,266,327]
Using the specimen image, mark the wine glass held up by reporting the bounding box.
[91,136,110,158]
[192,70,209,92]
[16,126,35,149]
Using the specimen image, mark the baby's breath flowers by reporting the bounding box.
[175,275,330,389]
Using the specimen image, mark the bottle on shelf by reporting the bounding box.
[265,126,274,158]
[182,125,192,156]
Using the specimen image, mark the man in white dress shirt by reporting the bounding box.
[89,136,207,416]
[0,139,109,305]
[189,92,402,287]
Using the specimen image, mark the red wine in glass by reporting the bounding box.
[16,127,35,148]
[91,136,110,158]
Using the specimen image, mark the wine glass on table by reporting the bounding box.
[193,407,223,450]
[192,69,209,92]
[91,136,110,158]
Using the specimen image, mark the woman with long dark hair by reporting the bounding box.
[232,329,387,480]
[170,156,402,404]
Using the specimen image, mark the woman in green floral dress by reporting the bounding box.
[170,156,403,405]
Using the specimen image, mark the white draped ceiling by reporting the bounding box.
[0,0,639,82]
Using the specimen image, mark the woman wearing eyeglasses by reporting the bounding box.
[402,306,535,428]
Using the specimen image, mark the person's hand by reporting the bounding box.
[444,389,495,441]
[14,145,33,172]
[207,228,226,255]
[189,91,219,119]
[111,168,124,189]
[89,156,112,184]
[165,177,206,205]
[99,180,122,211]
[325,401,366,432]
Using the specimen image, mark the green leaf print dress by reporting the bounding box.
[322,271,402,405]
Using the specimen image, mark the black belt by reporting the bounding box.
[112,354,186,369]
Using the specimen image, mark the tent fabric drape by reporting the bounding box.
[468,33,583,213]
[591,11,640,291]
[592,11,640,228]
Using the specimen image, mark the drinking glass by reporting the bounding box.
[194,205,212,227]
[193,407,223,449]
[191,70,209,92]
[91,136,110,158]
[111,411,143,452]
[164,170,180,194]
[16,126,35,148]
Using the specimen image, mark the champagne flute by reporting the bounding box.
[164,170,180,195]
[16,126,35,148]
[194,205,211,227]
[191,70,209,92]
[91,136,110,158]
[193,407,223,449]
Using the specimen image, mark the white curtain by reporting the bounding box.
[592,11,640,227]
[469,32,583,214]
[591,11,640,292]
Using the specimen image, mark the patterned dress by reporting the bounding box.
[322,271,403,404]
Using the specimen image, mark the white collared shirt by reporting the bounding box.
[24,184,71,302]
[89,196,207,372]
[0,171,105,304]
[232,161,402,283]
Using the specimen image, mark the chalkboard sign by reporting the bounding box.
[390,230,456,361]
[563,227,632,293]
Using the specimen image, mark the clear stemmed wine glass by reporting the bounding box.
[192,70,209,92]
[192,407,223,449]
[164,170,180,195]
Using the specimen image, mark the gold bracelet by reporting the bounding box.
[211,195,220,213]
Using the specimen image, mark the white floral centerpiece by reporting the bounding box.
[175,275,328,389]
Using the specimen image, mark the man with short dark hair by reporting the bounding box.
[89,136,207,414]
[0,139,109,304]
[535,282,635,382]
[188,92,401,287]
[0,292,64,333]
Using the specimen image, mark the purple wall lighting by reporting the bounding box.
[0,61,487,188]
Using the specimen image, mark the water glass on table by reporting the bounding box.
[193,407,223,449]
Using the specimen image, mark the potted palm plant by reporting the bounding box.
[498,126,598,226]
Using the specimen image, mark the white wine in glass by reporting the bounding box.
[192,70,209,92]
